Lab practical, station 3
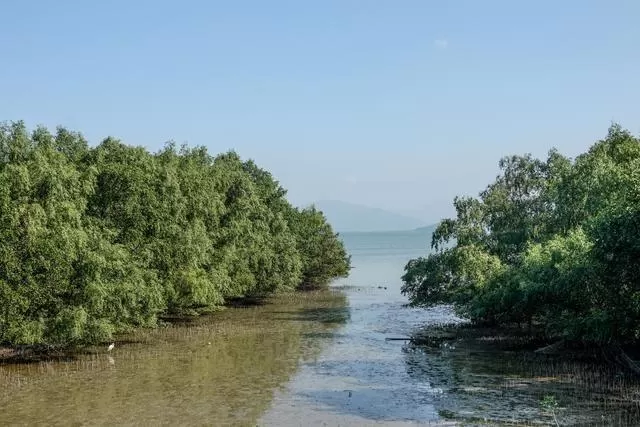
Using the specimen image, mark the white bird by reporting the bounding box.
[107,343,115,352]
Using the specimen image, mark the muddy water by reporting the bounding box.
[0,292,348,427]
[259,290,460,426]
[260,230,640,426]
[2,229,639,426]
[260,230,462,426]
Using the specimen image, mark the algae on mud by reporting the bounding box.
[404,325,640,425]
[0,291,348,427]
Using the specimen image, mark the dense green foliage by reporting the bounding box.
[287,206,351,290]
[0,121,350,346]
[402,124,640,344]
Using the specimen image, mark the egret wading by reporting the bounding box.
[107,343,115,352]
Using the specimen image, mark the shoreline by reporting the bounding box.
[0,289,344,365]
[410,322,640,372]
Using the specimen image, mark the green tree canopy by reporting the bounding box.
[402,124,640,344]
[0,121,350,346]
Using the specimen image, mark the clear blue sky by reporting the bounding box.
[2,1,639,222]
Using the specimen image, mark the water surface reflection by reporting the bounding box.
[0,292,346,426]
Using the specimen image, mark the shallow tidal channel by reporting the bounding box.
[0,292,349,426]
[3,287,640,426]
[3,227,640,426]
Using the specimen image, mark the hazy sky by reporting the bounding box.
[2,1,639,223]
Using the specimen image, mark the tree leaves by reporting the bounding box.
[0,121,350,346]
[288,206,351,291]
[402,124,640,344]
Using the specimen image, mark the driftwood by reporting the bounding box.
[534,340,566,354]
[617,347,640,376]
[605,344,640,377]
[385,336,455,347]
[534,341,640,377]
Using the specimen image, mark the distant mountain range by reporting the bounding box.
[312,200,429,232]
[412,224,438,235]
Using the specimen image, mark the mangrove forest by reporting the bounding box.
[402,124,640,346]
[0,121,350,347]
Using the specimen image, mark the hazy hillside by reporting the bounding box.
[413,225,437,235]
[313,200,427,232]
